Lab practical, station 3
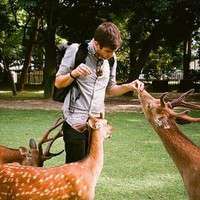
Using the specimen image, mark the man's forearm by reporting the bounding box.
[106,79,144,97]
[54,73,75,89]
[106,84,132,97]
[55,64,92,89]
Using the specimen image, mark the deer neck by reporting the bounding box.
[84,129,104,179]
[0,148,24,164]
[151,119,200,171]
[139,90,200,171]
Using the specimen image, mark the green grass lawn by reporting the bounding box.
[1,109,200,199]
[0,90,44,100]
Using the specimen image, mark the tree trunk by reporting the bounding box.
[129,26,161,81]
[43,0,58,98]
[18,17,40,91]
[3,58,17,96]
[43,33,56,99]
[183,35,191,80]
[128,32,139,82]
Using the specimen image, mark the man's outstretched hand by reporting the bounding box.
[127,79,144,92]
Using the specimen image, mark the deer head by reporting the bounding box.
[135,89,200,200]
[87,114,112,139]
[137,89,200,129]
[21,135,63,167]
[18,138,40,166]
[2,117,65,167]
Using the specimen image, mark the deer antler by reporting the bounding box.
[160,92,169,107]
[38,117,65,161]
[169,89,200,110]
[166,89,200,123]
[42,129,64,160]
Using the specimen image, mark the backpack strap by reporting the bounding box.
[56,42,69,69]
[75,41,115,69]
[108,56,115,69]
[74,42,89,67]
[69,42,89,106]
[56,42,89,70]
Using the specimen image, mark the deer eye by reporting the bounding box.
[155,116,170,129]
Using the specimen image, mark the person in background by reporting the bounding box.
[55,22,144,163]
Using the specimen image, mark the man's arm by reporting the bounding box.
[106,79,144,96]
[55,64,92,89]
[54,73,75,89]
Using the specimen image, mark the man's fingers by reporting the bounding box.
[131,80,144,91]
[77,68,91,76]
[79,64,92,73]
[78,64,92,76]
[74,64,92,77]
[138,83,144,91]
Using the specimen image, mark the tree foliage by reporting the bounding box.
[1,0,200,96]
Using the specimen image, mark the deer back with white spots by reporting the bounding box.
[0,115,112,200]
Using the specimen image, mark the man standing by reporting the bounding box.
[55,22,144,163]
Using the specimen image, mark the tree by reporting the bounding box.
[126,0,200,81]
[0,0,24,94]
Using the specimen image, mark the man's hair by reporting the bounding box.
[94,22,122,50]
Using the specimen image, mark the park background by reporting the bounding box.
[0,0,200,199]
[0,0,200,95]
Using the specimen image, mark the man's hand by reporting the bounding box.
[71,63,92,78]
[127,79,144,92]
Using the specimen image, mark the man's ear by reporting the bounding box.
[94,40,102,50]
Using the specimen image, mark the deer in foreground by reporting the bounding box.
[135,88,200,200]
[0,117,64,167]
[0,115,112,200]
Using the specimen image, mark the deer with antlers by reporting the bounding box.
[0,115,112,200]
[135,88,200,200]
[0,117,64,167]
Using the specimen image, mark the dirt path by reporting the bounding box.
[0,98,142,112]
[0,92,199,112]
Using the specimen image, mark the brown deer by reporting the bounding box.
[0,115,112,200]
[136,88,200,200]
[0,117,64,167]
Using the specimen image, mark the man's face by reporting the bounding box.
[95,41,116,60]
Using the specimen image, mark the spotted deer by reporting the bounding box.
[0,115,112,200]
[136,88,200,200]
[0,117,64,167]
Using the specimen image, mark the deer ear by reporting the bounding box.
[87,117,98,129]
[19,147,28,156]
[29,138,37,149]
[159,92,168,108]
[100,112,105,119]
[106,124,113,138]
